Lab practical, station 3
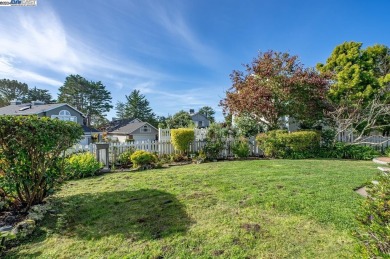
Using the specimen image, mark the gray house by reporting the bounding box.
[105,118,158,142]
[190,109,210,128]
[0,100,99,145]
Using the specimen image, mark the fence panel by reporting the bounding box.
[68,137,265,163]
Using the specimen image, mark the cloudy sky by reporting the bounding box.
[0,0,389,121]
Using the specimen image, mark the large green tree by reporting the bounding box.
[22,87,53,103]
[0,79,28,106]
[198,106,216,123]
[318,42,390,137]
[121,90,156,124]
[115,101,126,119]
[165,110,193,129]
[317,42,390,103]
[221,51,330,130]
[58,75,113,126]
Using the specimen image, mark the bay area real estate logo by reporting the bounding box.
[0,0,37,6]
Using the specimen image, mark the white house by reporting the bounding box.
[106,118,158,142]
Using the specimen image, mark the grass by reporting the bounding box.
[5,159,376,258]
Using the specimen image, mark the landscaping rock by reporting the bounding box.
[11,219,36,237]
[0,225,13,232]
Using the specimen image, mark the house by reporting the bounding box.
[105,118,158,142]
[0,100,100,145]
[190,109,210,128]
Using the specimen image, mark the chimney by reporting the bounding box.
[10,99,22,105]
[32,100,45,105]
[189,109,195,115]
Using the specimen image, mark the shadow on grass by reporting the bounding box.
[55,189,192,240]
[7,189,191,258]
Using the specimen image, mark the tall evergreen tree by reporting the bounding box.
[23,87,52,103]
[0,79,28,105]
[115,101,126,119]
[58,74,113,126]
[198,106,216,123]
[122,90,156,123]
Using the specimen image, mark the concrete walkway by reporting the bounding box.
[355,157,389,197]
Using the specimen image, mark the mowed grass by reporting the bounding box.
[6,159,376,258]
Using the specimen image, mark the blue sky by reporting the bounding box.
[0,0,389,121]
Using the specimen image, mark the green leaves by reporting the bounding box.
[317,42,390,103]
[0,115,83,209]
[58,75,113,126]
[171,128,195,153]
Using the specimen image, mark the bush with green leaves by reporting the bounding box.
[204,123,225,160]
[385,147,390,157]
[356,172,390,257]
[318,142,380,160]
[65,152,102,179]
[257,130,320,158]
[130,150,157,168]
[170,128,195,154]
[231,137,250,158]
[117,148,136,167]
[0,115,83,210]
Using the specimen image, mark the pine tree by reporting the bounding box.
[0,79,28,104]
[23,87,52,103]
[122,90,156,123]
[58,75,113,126]
[115,101,126,119]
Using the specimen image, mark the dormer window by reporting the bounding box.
[51,110,77,122]
[59,110,71,116]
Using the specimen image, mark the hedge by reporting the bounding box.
[0,115,83,210]
[171,128,195,153]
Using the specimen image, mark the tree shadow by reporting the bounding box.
[55,189,192,240]
[9,189,192,249]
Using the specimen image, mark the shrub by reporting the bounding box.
[130,150,156,168]
[232,137,250,158]
[171,128,195,153]
[0,115,83,210]
[256,130,320,158]
[356,172,390,257]
[65,153,102,179]
[204,123,225,160]
[318,142,380,160]
[385,147,390,157]
[117,148,136,167]
[170,153,189,162]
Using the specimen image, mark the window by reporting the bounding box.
[51,109,77,122]
[59,110,71,116]
[140,125,151,133]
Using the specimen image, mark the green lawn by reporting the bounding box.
[6,159,376,258]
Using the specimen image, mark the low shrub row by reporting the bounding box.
[65,153,103,179]
[256,130,380,160]
[256,130,320,159]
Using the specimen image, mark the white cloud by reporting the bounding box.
[0,6,168,88]
[148,2,220,67]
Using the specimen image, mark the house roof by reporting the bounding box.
[0,103,85,117]
[191,112,209,121]
[108,120,157,135]
[82,125,101,133]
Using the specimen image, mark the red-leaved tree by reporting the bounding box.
[221,51,330,130]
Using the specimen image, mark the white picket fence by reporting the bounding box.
[68,138,262,164]
[338,132,390,150]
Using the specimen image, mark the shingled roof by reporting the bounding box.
[106,118,157,135]
[0,103,85,116]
